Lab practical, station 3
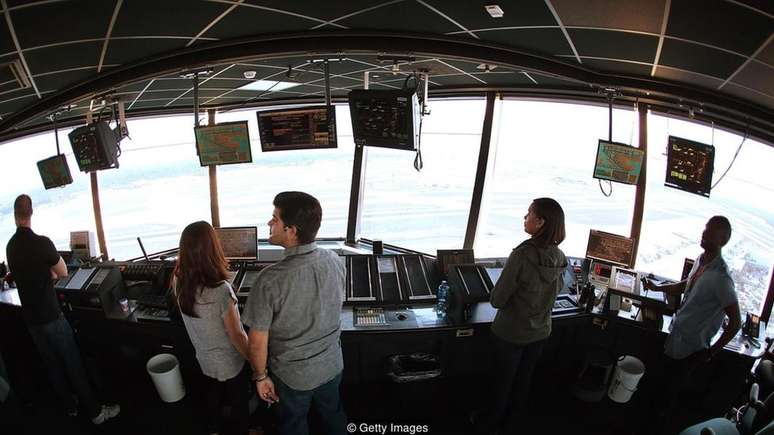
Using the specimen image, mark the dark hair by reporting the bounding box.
[14,194,32,220]
[530,197,566,247]
[173,221,230,317]
[273,191,322,244]
[708,215,732,247]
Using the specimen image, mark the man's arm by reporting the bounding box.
[50,257,67,279]
[248,329,278,403]
[644,278,687,296]
[709,303,742,358]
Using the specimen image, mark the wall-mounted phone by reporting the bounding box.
[743,312,760,337]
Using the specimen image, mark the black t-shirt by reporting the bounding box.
[6,226,62,325]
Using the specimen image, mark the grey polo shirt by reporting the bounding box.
[665,254,738,359]
[243,242,345,391]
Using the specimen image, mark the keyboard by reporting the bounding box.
[354,308,388,326]
[137,292,168,309]
[122,263,163,281]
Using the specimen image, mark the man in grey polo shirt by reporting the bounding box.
[244,191,346,435]
[644,215,741,431]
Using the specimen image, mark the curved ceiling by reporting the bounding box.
[0,0,771,144]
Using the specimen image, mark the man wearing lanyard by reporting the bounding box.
[644,215,741,431]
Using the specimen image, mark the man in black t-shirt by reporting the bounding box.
[5,194,119,424]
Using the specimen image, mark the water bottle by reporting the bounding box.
[436,280,449,319]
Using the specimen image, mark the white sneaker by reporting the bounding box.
[92,404,121,424]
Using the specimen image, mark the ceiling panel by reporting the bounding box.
[24,43,102,77]
[731,62,774,97]
[150,78,191,91]
[116,80,156,94]
[470,71,534,86]
[659,39,746,79]
[337,1,461,34]
[34,69,99,94]
[112,0,227,38]
[10,0,114,48]
[553,0,666,34]
[729,0,774,16]
[755,39,774,67]
[0,17,16,54]
[203,4,315,40]
[477,28,573,56]
[666,0,772,55]
[244,0,390,23]
[581,58,653,77]
[723,82,774,110]
[103,38,189,67]
[654,65,725,89]
[420,0,556,30]
[569,29,659,63]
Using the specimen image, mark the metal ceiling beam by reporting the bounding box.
[0,31,771,145]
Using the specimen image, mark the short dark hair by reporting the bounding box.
[708,215,732,247]
[531,197,566,247]
[14,194,32,220]
[273,191,322,244]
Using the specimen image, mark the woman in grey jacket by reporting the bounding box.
[475,197,567,435]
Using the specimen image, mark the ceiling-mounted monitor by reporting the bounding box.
[257,105,337,152]
[348,89,420,151]
[69,121,120,172]
[194,121,252,166]
[37,154,73,189]
[665,136,715,197]
[593,139,644,185]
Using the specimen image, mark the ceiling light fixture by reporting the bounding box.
[485,5,504,18]
[238,80,299,92]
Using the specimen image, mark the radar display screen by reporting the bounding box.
[593,140,645,185]
[194,121,252,166]
[586,229,635,267]
[214,226,258,260]
[37,154,73,189]
[257,106,337,152]
[665,136,714,197]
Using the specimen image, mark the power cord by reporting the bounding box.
[711,128,747,189]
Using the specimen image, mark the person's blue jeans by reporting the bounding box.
[273,371,347,435]
[27,314,100,418]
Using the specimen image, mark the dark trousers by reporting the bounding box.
[27,314,100,418]
[478,336,546,434]
[654,352,707,434]
[203,364,250,435]
[273,371,347,435]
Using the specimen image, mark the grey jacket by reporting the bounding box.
[490,239,567,345]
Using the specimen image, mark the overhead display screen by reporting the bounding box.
[348,89,421,151]
[257,105,337,152]
[593,139,644,185]
[37,154,73,189]
[665,136,715,197]
[194,121,252,166]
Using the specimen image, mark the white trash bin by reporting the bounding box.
[607,355,645,403]
[146,353,186,403]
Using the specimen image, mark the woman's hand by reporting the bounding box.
[256,377,279,404]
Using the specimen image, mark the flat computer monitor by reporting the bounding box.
[194,121,252,166]
[347,255,375,301]
[257,105,337,152]
[436,249,475,278]
[37,154,73,189]
[214,226,258,260]
[665,136,715,197]
[401,255,433,300]
[586,229,635,267]
[593,139,645,185]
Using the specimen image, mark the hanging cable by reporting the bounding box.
[52,114,60,155]
[598,90,616,197]
[404,72,423,172]
[711,127,748,189]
